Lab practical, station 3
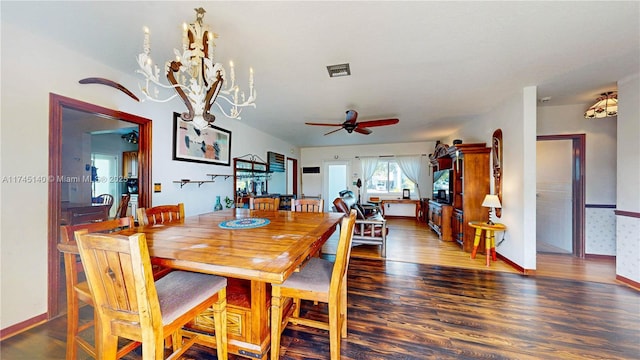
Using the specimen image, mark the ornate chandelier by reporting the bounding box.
[584,91,617,119]
[136,7,256,129]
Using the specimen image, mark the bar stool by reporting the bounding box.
[468,221,507,266]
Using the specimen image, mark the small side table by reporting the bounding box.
[468,221,507,266]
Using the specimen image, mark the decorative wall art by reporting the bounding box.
[173,112,231,166]
[492,129,503,217]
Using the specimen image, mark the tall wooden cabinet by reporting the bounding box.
[428,142,490,253]
[448,143,491,252]
[122,151,138,178]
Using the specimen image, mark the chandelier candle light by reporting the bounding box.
[137,7,256,129]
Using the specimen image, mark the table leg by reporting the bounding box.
[490,231,497,262]
[471,228,482,259]
[484,230,492,266]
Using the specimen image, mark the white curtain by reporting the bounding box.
[396,155,422,198]
[360,156,379,203]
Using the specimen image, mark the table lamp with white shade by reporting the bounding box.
[481,194,502,225]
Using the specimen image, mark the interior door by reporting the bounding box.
[323,161,349,212]
[91,153,119,218]
[536,140,573,253]
[286,157,297,196]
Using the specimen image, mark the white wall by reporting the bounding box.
[616,73,640,283]
[537,103,618,256]
[300,142,435,214]
[537,104,617,204]
[0,21,298,330]
[446,87,538,270]
[148,114,297,217]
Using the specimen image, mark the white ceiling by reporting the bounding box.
[4,1,638,147]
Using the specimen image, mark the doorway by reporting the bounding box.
[91,153,119,218]
[48,93,152,318]
[286,157,298,196]
[323,161,349,212]
[536,134,586,258]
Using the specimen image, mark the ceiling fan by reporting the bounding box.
[305,110,399,136]
[121,130,139,144]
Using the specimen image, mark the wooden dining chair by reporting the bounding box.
[249,197,280,211]
[291,198,324,213]
[137,203,185,226]
[270,209,357,360]
[96,193,115,213]
[113,193,130,219]
[58,217,140,360]
[75,231,229,360]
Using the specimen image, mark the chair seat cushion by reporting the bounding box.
[155,271,227,325]
[275,257,333,293]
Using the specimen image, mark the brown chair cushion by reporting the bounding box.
[333,198,355,216]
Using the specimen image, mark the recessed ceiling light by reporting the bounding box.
[327,63,351,78]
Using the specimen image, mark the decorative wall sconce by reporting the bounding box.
[492,129,503,217]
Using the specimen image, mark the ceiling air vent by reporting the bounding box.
[326,63,351,78]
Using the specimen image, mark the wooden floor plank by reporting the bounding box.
[2,218,637,359]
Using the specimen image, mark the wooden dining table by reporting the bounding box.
[60,202,111,225]
[117,208,344,359]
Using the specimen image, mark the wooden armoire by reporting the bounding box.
[429,142,491,252]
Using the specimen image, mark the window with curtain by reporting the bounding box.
[365,159,416,194]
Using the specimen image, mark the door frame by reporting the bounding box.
[287,157,298,196]
[48,93,152,318]
[536,134,586,258]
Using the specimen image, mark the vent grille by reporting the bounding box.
[326,63,351,78]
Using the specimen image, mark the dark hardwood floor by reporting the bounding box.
[2,218,638,359]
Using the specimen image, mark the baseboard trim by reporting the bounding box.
[0,312,48,341]
[616,275,640,291]
[496,253,534,275]
[585,254,616,261]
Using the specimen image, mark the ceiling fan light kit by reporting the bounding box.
[305,109,399,136]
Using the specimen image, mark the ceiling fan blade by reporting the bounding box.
[345,110,358,124]
[354,127,372,135]
[324,128,345,136]
[305,122,343,127]
[356,118,399,128]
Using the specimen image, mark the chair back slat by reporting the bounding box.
[57,217,137,358]
[329,210,356,302]
[59,217,135,287]
[292,198,324,212]
[96,193,115,214]
[76,232,162,343]
[250,197,280,210]
[137,203,185,226]
[60,217,135,244]
[114,194,131,219]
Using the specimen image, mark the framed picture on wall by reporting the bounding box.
[172,112,232,166]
